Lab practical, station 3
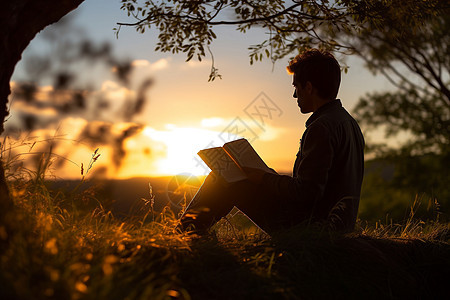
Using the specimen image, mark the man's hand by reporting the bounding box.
[242,167,271,184]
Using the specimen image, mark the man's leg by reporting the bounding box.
[178,172,294,234]
[229,180,294,233]
[178,173,235,233]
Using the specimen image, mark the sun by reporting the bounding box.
[142,125,220,176]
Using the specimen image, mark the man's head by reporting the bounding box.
[287,49,341,113]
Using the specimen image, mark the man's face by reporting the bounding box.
[293,74,313,114]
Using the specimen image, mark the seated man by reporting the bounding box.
[179,49,365,234]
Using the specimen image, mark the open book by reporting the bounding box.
[198,138,274,183]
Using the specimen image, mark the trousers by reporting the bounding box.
[178,173,309,234]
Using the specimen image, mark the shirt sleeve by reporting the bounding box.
[261,122,334,210]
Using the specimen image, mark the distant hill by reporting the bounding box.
[46,175,204,218]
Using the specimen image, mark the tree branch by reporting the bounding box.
[415,48,450,104]
[117,3,344,27]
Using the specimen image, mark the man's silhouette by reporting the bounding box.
[179,49,365,234]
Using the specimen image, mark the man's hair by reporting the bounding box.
[287,49,341,100]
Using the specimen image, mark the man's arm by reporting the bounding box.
[260,123,334,207]
[242,167,269,184]
[242,167,277,184]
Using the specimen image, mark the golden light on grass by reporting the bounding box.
[75,282,88,293]
[102,255,119,276]
[45,238,58,255]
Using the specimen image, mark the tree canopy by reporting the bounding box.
[117,0,448,81]
[352,10,449,157]
[351,10,450,103]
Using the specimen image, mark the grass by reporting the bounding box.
[1,146,449,299]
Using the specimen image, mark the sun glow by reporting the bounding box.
[142,126,221,176]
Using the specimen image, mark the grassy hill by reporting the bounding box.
[1,176,449,299]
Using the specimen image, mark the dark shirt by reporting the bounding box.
[262,99,365,231]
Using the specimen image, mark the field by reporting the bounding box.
[1,170,449,300]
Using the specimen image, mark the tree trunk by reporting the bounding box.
[0,0,85,242]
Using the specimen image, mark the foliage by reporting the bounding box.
[116,0,355,80]
[351,4,449,157]
[346,3,450,104]
[351,9,450,211]
[117,0,447,81]
[360,157,448,222]
[8,17,153,173]
[343,3,449,210]
[355,89,450,156]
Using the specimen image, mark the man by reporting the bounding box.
[179,49,365,234]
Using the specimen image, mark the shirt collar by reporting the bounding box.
[305,99,342,127]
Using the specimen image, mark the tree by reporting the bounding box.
[348,3,450,105]
[351,10,450,214]
[351,9,449,150]
[0,0,85,241]
[116,0,447,81]
[349,4,449,155]
[116,0,356,81]
[355,86,450,219]
[355,89,449,156]
[7,18,154,177]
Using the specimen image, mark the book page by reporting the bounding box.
[223,138,274,173]
[197,147,247,183]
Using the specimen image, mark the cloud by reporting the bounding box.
[131,57,170,71]
[257,124,285,142]
[100,80,132,93]
[11,99,59,117]
[201,117,225,127]
[150,58,170,71]
[99,80,136,105]
[198,116,283,142]
[131,59,150,67]
[8,76,151,134]
[8,83,90,132]
[181,59,211,69]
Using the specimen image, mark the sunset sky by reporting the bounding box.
[8,0,396,179]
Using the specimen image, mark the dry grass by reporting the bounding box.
[1,142,449,299]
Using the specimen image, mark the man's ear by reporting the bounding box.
[305,81,314,94]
